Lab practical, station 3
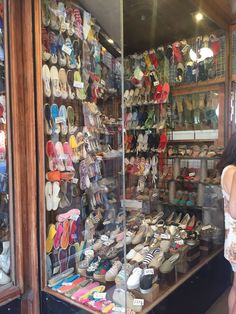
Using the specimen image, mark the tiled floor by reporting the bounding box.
[206,288,230,314]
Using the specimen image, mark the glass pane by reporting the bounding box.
[42,0,124,312]
[0,0,12,289]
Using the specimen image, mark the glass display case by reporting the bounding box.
[38,1,225,314]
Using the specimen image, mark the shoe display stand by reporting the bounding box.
[39,1,128,314]
[33,0,230,312]
[122,31,226,313]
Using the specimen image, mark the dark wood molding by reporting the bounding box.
[7,0,39,313]
[192,0,229,31]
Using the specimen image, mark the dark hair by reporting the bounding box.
[217,132,236,174]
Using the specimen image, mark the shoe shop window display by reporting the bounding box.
[0,0,11,288]
[41,1,126,313]
[122,33,224,312]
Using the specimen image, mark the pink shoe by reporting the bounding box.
[56,208,80,222]
[71,282,99,300]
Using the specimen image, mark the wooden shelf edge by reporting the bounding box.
[171,78,225,96]
[232,74,236,82]
[142,247,223,313]
[44,287,100,314]
[0,285,21,305]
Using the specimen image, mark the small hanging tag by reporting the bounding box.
[62,44,72,55]
[73,81,84,89]
[94,292,106,299]
[133,299,144,306]
[144,268,154,275]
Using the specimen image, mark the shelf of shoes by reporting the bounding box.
[140,246,223,314]
[42,2,126,313]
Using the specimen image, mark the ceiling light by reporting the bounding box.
[195,12,203,22]
[107,38,114,44]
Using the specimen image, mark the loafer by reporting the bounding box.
[149,251,165,269]
[105,261,122,282]
[132,224,148,245]
[159,253,180,274]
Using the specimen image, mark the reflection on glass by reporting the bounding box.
[42,1,123,312]
[0,0,11,288]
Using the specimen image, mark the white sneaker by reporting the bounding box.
[0,241,10,274]
[127,267,143,290]
[0,269,10,285]
[126,249,136,260]
[105,261,122,281]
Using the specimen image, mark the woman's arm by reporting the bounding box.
[229,172,236,219]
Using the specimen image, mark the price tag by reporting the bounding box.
[84,249,93,256]
[153,80,159,86]
[73,81,84,89]
[113,307,126,313]
[103,239,114,247]
[62,44,72,55]
[175,239,184,245]
[103,220,111,225]
[144,268,154,275]
[101,79,106,86]
[101,235,109,242]
[126,231,133,237]
[53,266,60,275]
[202,225,212,231]
[65,22,70,30]
[70,214,80,221]
[58,154,67,160]
[161,234,171,240]
[133,299,144,306]
[55,117,65,124]
[72,178,79,184]
[154,233,159,239]
[93,292,106,299]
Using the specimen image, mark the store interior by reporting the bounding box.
[39,1,232,313]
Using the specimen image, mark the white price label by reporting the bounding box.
[144,268,154,275]
[55,117,65,124]
[161,234,171,239]
[202,225,212,231]
[113,307,126,313]
[133,299,144,306]
[154,233,159,239]
[53,266,60,275]
[73,81,84,89]
[84,249,94,256]
[175,240,184,245]
[101,235,109,242]
[103,221,110,225]
[72,178,79,184]
[62,44,72,55]
[154,81,159,86]
[93,292,106,299]
[58,154,67,160]
[70,214,80,221]
[101,79,106,86]
[104,239,114,247]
